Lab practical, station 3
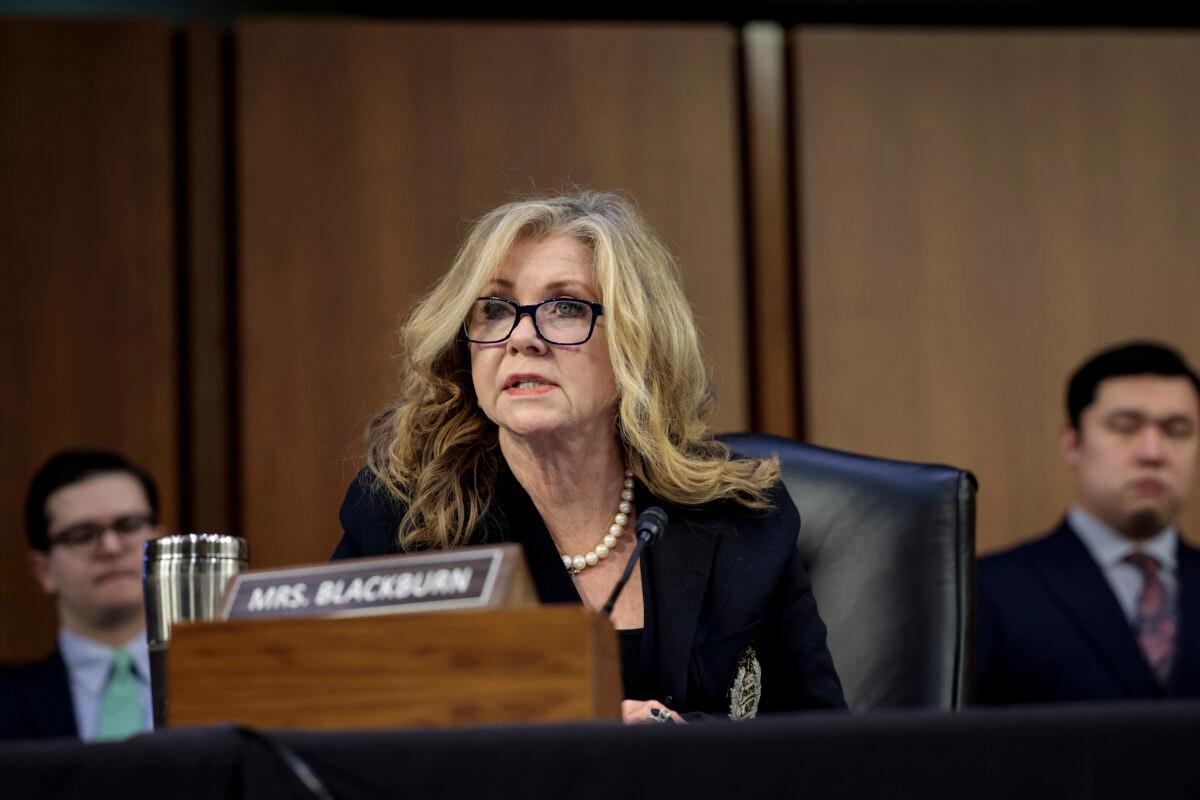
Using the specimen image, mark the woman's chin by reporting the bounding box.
[498,417,571,440]
[497,412,604,444]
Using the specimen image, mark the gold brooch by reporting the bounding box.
[727,645,761,721]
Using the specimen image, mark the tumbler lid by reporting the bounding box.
[145,533,248,563]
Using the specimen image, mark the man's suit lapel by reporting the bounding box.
[1029,523,1161,697]
[1172,541,1200,696]
[648,505,719,709]
[30,651,77,738]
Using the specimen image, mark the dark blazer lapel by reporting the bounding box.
[486,469,581,604]
[31,651,77,738]
[1029,523,1160,697]
[1172,540,1200,696]
[648,504,719,708]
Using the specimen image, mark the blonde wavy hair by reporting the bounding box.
[367,191,780,551]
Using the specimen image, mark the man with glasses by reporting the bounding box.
[0,450,161,740]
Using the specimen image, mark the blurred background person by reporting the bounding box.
[977,342,1200,703]
[333,191,845,722]
[0,450,162,740]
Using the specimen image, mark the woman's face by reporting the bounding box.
[469,235,619,445]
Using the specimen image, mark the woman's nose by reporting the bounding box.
[507,313,547,354]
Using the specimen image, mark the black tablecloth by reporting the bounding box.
[4,702,1200,799]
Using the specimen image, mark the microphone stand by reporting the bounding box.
[601,506,668,617]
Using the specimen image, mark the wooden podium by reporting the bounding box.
[167,603,623,730]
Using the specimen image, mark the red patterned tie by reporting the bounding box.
[1126,552,1177,686]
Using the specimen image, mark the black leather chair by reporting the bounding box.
[720,433,976,712]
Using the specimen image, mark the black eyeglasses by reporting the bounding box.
[47,514,157,551]
[464,297,605,345]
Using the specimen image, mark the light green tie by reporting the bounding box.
[93,650,144,741]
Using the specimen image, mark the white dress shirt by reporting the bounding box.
[1068,505,1178,624]
[58,629,153,741]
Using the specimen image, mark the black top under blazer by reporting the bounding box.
[0,650,78,740]
[977,520,1200,704]
[333,462,846,717]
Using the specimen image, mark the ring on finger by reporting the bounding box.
[647,707,675,724]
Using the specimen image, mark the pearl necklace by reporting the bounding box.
[561,470,635,575]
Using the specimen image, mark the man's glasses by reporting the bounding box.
[47,514,157,551]
[463,297,604,346]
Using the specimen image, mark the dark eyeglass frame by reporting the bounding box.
[463,296,605,345]
[47,513,158,551]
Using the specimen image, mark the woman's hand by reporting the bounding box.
[621,699,685,725]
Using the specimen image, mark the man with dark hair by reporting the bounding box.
[977,341,1200,703]
[0,450,162,739]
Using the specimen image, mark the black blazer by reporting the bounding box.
[0,650,78,740]
[977,520,1200,704]
[334,465,846,717]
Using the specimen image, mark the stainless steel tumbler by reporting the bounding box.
[144,533,248,727]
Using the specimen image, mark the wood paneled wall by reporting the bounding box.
[743,22,801,437]
[6,17,1200,660]
[0,20,178,661]
[234,20,749,567]
[795,28,1200,554]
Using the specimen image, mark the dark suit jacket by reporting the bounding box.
[977,520,1200,704]
[0,650,78,740]
[333,465,846,716]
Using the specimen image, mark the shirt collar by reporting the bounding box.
[1067,505,1178,572]
[58,629,151,694]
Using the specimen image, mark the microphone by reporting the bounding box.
[601,506,668,617]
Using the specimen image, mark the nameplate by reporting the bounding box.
[220,544,536,620]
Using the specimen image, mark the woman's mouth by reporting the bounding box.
[504,374,557,395]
